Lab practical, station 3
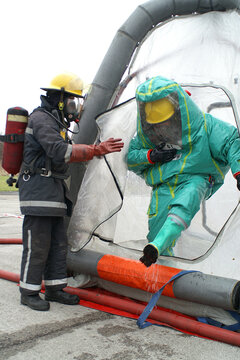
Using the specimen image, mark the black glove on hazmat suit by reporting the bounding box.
[139,244,158,267]
[149,143,177,163]
[236,174,240,190]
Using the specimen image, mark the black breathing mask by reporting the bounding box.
[63,97,84,123]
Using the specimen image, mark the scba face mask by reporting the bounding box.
[64,96,84,122]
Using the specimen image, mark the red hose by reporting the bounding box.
[0,238,22,244]
[66,286,240,347]
[0,269,20,282]
[1,269,240,346]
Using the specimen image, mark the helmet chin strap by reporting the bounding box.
[58,86,66,124]
[56,87,80,134]
[58,87,65,111]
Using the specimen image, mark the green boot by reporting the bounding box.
[150,216,185,256]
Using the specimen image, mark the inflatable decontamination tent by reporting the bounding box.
[67,0,240,335]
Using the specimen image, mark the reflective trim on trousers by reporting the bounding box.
[44,278,68,286]
[20,281,42,291]
[23,229,32,284]
[20,200,67,209]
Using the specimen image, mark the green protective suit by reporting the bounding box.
[127,76,240,256]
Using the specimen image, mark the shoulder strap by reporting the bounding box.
[0,133,25,143]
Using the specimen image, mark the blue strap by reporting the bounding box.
[198,310,240,332]
[137,270,197,329]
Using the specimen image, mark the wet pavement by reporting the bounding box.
[0,192,240,359]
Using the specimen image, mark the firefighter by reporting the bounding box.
[127,76,240,267]
[18,72,124,310]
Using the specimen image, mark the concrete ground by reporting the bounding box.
[0,192,240,360]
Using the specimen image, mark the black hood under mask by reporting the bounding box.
[40,92,81,133]
[41,90,70,110]
[40,94,71,130]
[40,94,57,112]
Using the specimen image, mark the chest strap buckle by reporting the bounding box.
[40,168,52,177]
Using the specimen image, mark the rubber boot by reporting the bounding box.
[45,289,80,305]
[150,216,185,256]
[21,294,50,311]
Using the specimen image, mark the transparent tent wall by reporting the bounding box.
[68,10,240,267]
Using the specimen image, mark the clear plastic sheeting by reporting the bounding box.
[116,11,240,115]
[69,85,239,264]
[68,9,240,279]
[68,99,138,252]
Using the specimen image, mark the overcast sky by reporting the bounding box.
[0,0,144,133]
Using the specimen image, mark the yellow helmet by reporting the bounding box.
[41,72,84,98]
[145,98,175,124]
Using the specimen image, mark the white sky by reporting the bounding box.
[0,0,144,133]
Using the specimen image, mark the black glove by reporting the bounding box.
[149,143,177,163]
[139,244,158,267]
[236,174,240,191]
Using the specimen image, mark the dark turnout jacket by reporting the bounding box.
[18,105,73,217]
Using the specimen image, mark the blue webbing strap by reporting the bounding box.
[198,310,240,332]
[137,270,197,329]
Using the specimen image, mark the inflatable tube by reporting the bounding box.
[1,269,240,347]
[67,249,240,311]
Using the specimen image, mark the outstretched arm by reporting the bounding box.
[69,138,124,162]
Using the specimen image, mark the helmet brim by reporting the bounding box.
[40,87,84,98]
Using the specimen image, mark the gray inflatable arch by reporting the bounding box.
[69,0,240,208]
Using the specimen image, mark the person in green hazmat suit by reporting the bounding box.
[127,76,240,267]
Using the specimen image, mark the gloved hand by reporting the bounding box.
[94,138,124,156]
[149,143,177,163]
[139,244,158,267]
[236,174,240,190]
[69,138,124,163]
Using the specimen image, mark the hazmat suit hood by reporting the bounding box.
[136,76,203,150]
[138,87,182,148]
[132,76,240,196]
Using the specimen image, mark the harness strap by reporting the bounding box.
[35,168,69,179]
[0,133,25,143]
[21,161,69,180]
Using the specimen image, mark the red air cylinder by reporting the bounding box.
[2,107,28,175]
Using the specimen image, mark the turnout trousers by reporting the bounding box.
[20,215,68,295]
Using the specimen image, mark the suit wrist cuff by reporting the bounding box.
[234,171,240,178]
[147,149,155,164]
